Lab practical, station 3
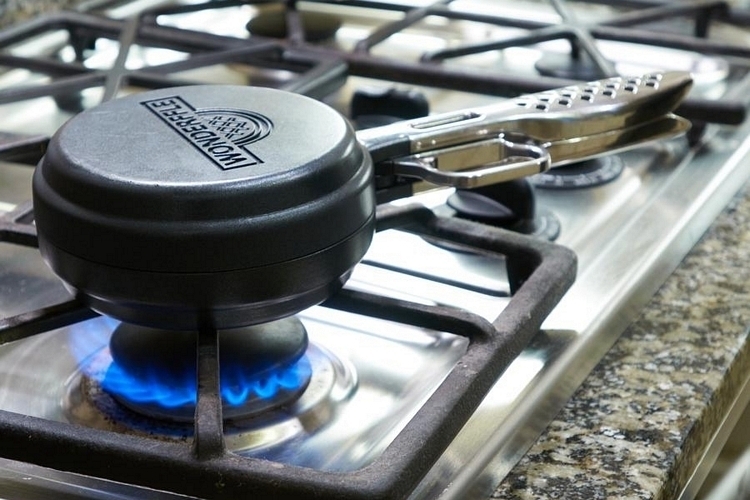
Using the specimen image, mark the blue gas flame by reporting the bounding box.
[69,318,312,410]
[100,355,312,409]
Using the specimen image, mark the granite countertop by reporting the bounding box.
[491,183,750,498]
[0,0,81,28]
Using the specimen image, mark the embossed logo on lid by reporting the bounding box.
[141,95,273,170]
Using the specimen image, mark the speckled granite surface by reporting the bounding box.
[0,0,81,28]
[492,183,750,499]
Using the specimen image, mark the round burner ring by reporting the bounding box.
[103,317,311,422]
[65,322,352,438]
[33,86,375,329]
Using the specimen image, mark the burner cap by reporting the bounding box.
[247,11,342,42]
[534,53,608,81]
[444,179,560,240]
[33,86,375,329]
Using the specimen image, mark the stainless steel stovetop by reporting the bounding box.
[2,1,750,499]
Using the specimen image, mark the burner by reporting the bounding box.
[350,87,429,130]
[534,53,609,81]
[530,156,625,189]
[247,10,342,42]
[444,179,560,241]
[101,317,311,422]
[64,315,352,443]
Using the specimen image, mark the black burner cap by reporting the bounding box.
[109,318,308,386]
[247,11,342,42]
[33,86,375,329]
[534,53,608,81]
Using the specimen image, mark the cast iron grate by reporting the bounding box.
[0,0,748,146]
[0,200,576,499]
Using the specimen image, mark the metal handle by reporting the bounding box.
[361,71,693,192]
[358,71,693,164]
[387,134,551,189]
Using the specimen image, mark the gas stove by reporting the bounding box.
[1,1,750,499]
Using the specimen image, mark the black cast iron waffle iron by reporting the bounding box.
[32,73,691,331]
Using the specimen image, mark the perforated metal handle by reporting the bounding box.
[359,72,692,163]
